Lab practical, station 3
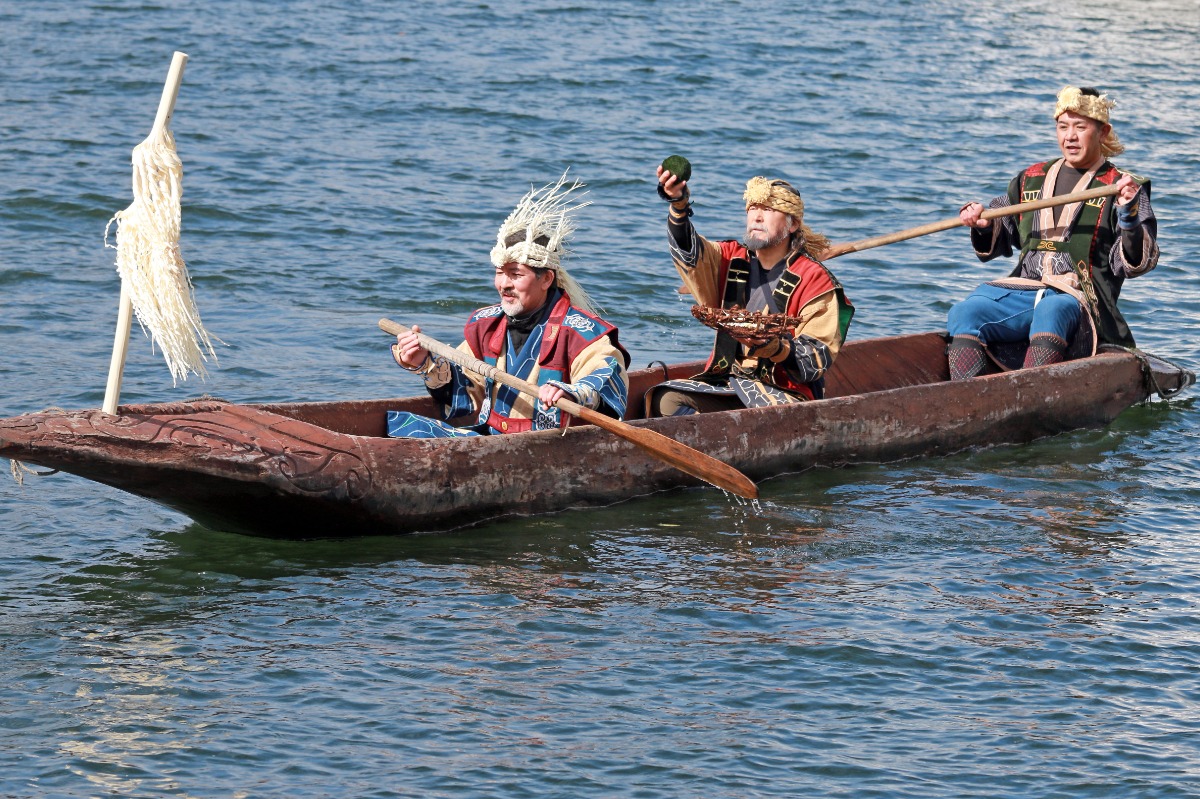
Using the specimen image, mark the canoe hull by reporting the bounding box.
[1,333,1191,538]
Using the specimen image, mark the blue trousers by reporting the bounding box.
[946,284,1081,344]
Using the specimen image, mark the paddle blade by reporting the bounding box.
[575,405,758,500]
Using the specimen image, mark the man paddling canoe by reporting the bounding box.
[946,85,1159,379]
[646,164,853,416]
[387,174,630,438]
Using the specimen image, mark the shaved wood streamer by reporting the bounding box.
[104,124,216,385]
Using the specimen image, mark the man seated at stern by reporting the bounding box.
[946,85,1159,380]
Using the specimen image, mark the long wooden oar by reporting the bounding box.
[675,183,1123,294]
[821,183,1122,260]
[379,318,758,499]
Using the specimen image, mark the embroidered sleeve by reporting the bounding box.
[1109,189,1159,278]
[427,341,487,422]
[558,336,630,418]
[970,192,1019,261]
[781,290,844,383]
[787,336,836,384]
[667,203,699,266]
[668,206,726,307]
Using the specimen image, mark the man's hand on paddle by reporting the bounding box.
[1115,174,1140,207]
[538,383,567,409]
[960,201,990,229]
[395,325,429,370]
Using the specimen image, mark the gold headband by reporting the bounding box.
[1053,86,1114,124]
[743,176,805,218]
[1052,86,1125,156]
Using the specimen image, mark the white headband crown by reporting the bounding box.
[490,172,590,270]
[489,171,600,316]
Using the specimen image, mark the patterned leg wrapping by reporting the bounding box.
[947,336,986,381]
[1022,334,1067,369]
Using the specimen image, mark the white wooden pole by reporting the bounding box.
[102,50,188,415]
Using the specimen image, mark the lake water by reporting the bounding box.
[2,1,1200,797]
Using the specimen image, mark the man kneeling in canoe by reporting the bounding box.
[946,85,1159,379]
[387,174,630,438]
[646,167,853,416]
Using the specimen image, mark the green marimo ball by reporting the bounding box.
[661,155,692,182]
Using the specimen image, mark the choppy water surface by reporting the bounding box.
[2,1,1200,797]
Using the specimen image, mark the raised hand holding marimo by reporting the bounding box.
[661,154,691,182]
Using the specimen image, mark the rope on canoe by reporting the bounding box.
[9,459,59,485]
[1119,346,1195,401]
[7,406,67,483]
[646,360,671,382]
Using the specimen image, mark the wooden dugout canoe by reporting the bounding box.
[0,332,1192,539]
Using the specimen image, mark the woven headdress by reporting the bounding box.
[742,176,831,257]
[743,176,805,217]
[1053,85,1124,157]
[490,172,598,314]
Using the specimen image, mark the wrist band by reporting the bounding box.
[1116,201,1139,230]
[657,183,692,211]
[670,203,694,219]
[396,346,431,374]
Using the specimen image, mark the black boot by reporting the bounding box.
[1022,333,1067,369]
[947,335,987,381]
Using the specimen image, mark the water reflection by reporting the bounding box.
[56,629,195,797]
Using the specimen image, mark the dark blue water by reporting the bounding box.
[3,1,1199,797]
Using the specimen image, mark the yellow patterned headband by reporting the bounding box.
[1053,86,1115,124]
[1052,86,1124,156]
[743,176,805,218]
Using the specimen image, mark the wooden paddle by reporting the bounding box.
[378,318,759,499]
[676,183,1124,293]
[821,183,1123,260]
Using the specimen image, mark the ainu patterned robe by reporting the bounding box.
[971,158,1158,347]
[652,205,853,409]
[388,289,630,438]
